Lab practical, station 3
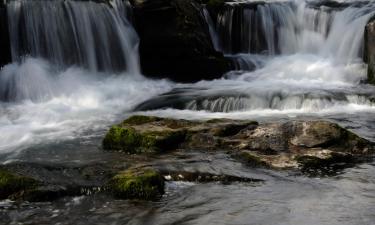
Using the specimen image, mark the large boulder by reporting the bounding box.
[130,0,233,82]
[365,18,375,85]
[103,115,374,175]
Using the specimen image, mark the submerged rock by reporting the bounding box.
[107,167,165,200]
[0,168,39,200]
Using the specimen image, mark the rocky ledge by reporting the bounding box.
[1,115,374,202]
[103,116,374,171]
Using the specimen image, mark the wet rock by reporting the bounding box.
[0,168,39,200]
[131,0,233,82]
[161,170,263,184]
[0,3,11,67]
[365,18,375,85]
[102,124,187,153]
[104,115,374,175]
[295,151,356,176]
[107,167,165,200]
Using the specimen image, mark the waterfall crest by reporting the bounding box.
[205,0,375,63]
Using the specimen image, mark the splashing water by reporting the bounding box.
[135,0,375,115]
[0,58,172,155]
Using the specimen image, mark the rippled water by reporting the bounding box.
[1,153,374,225]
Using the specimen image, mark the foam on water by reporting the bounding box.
[0,58,172,154]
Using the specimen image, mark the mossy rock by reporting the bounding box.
[102,125,186,153]
[0,169,39,199]
[102,126,143,153]
[141,130,186,151]
[108,168,164,200]
[122,115,162,126]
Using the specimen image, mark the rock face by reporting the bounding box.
[130,0,233,82]
[365,18,375,85]
[104,115,374,174]
[0,2,11,67]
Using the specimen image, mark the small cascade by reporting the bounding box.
[6,0,140,73]
[208,0,375,63]
[202,6,221,51]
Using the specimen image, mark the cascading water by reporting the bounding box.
[139,0,375,115]
[6,0,140,73]
[0,0,172,154]
[209,0,375,60]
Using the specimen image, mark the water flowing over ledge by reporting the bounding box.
[7,0,140,73]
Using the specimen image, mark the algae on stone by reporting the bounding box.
[102,126,143,153]
[0,169,39,199]
[122,115,161,126]
[108,168,165,200]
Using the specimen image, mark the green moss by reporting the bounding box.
[103,125,186,153]
[122,115,161,126]
[102,126,143,153]
[239,151,269,168]
[108,168,164,200]
[0,169,38,199]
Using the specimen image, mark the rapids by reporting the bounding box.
[0,0,375,224]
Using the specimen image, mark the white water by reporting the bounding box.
[1,0,375,156]
[7,0,140,73]
[0,58,172,155]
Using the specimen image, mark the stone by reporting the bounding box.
[0,169,39,200]
[131,0,233,82]
[107,167,165,200]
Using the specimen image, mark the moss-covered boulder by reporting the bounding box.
[107,167,165,200]
[0,169,39,200]
[102,121,187,153]
[104,116,373,175]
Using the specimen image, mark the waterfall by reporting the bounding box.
[6,0,140,73]
[209,0,375,63]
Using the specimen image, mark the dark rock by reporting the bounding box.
[365,18,375,85]
[0,3,12,67]
[295,152,356,176]
[161,170,263,184]
[0,168,39,200]
[131,0,233,82]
